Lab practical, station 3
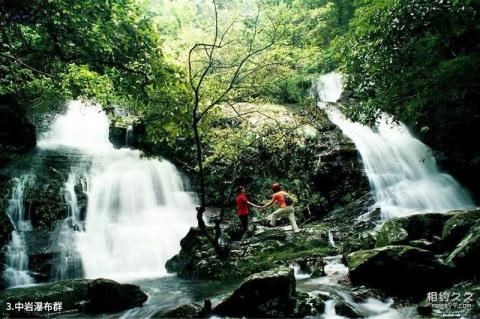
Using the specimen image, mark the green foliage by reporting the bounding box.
[198,104,329,220]
[59,65,114,105]
[336,0,480,195]
[0,0,185,128]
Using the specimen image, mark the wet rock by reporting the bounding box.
[375,213,451,248]
[109,125,128,148]
[296,257,326,278]
[213,267,296,317]
[347,245,453,297]
[86,278,148,313]
[154,303,202,318]
[0,279,90,318]
[167,222,336,280]
[416,301,432,316]
[408,239,435,251]
[446,221,480,277]
[335,300,365,318]
[351,207,381,230]
[28,252,53,283]
[349,286,386,303]
[0,278,148,317]
[375,221,408,247]
[442,208,480,251]
[342,230,378,255]
[0,209,14,249]
[222,222,244,242]
[290,292,326,317]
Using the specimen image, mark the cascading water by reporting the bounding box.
[50,169,87,281]
[313,73,475,219]
[39,101,197,282]
[125,125,133,147]
[2,174,35,287]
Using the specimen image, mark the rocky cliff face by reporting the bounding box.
[0,149,89,287]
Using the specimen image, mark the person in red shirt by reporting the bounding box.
[235,186,261,233]
[261,183,299,233]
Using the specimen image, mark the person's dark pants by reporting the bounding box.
[238,214,249,233]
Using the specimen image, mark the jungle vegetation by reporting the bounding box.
[1,0,479,237]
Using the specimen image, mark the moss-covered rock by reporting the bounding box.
[166,223,338,280]
[375,213,453,248]
[87,278,148,313]
[213,267,296,317]
[375,221,408,247]
[347,245,453,297]
[0,279,90,318]
[342,230,378,255]
[446,221,480,277]
[335,300,365,318]
[290,291,327,317]
[153,303,203,318]
[442,208,480,251]
[0,278,148,318]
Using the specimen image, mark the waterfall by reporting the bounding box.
[2,174,35,287]
[314,73,475,219]
[50,170,87,281]
[40,101,197,282]
[125,125,133,147]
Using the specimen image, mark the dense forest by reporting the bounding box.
[2,0,479,198]
[0,0,479,318]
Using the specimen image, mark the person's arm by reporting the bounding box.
[247,201,262,209]
[260,199,274,209]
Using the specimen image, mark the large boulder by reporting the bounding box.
[347,245,453,297]
[0,279,90,318]
[446,221,480,277]
[0,278,148,318]
[153,303,203,318]
[375,213,451,248]
[213,267,296,317]
[442,208,480,251]
[167,222,337,280]
[87,278,148,313]
[335,300,365,318]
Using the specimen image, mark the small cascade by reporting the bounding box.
[39,101,197,282]
[2,175,35,287]
[125,125,133,147]
[297,256,410,318]
[63,169,88,231]
[313,73,476,219]
[50,170,88,281]
[328,230,336,248]
[50,220,84,281]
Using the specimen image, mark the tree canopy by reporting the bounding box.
[1,0,479,195]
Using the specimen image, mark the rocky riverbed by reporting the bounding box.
[164,208,480,318]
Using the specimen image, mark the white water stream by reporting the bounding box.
[39,101,197,282]
[2,174,35,287]
[313,73,475,219]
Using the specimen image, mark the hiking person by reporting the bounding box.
[261,183,300,233]
[235,186,261,233]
